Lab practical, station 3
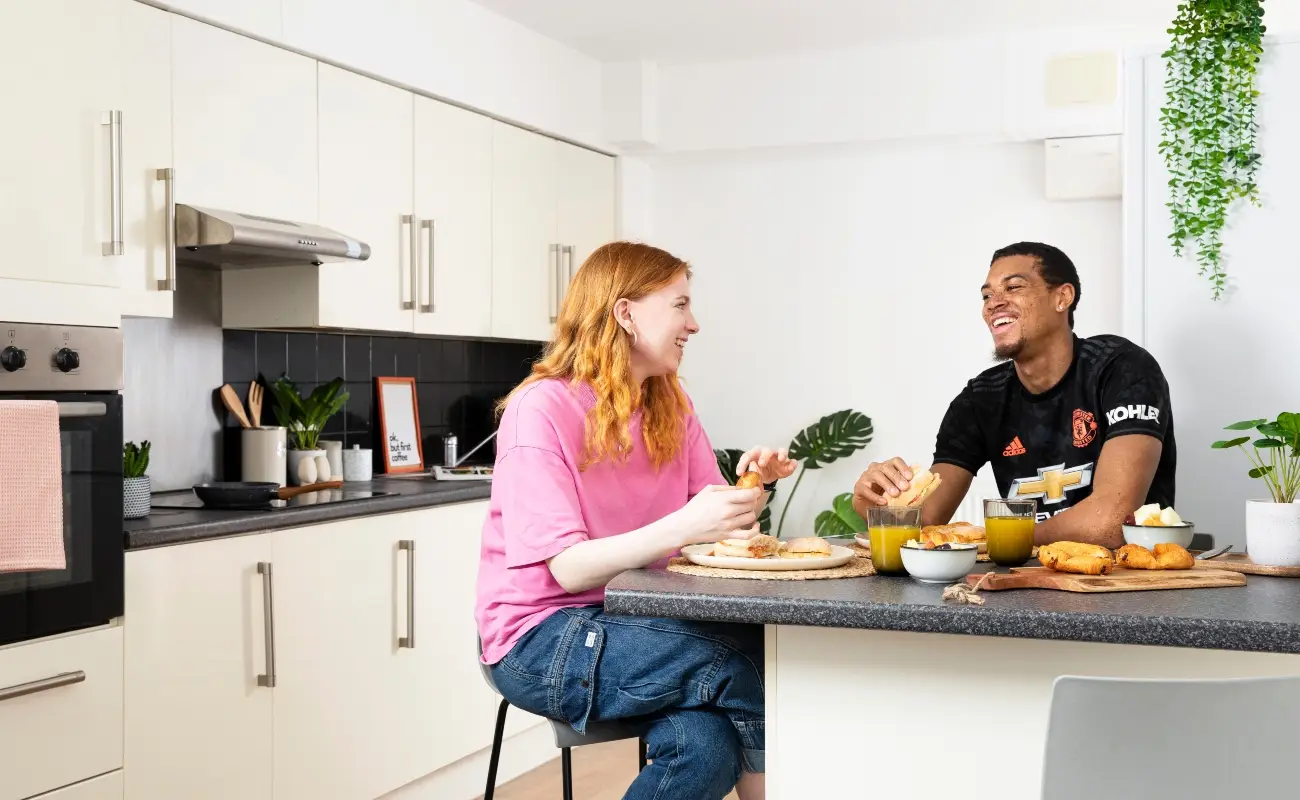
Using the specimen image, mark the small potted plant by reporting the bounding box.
[269,376,348,485]
[1213,412,1300,566]
[123,440,152,519]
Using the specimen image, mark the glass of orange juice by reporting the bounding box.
[867,506,923,576]
[984,499,1037,566]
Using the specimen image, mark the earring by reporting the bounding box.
[1057,306,1064,311]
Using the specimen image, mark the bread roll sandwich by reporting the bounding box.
[712,534,781,559]
[919,523,986,545]
[778,537,833,559]
[887,465,943,508]
[734,470,764,491]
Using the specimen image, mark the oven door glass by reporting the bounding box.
[0,393,123,647]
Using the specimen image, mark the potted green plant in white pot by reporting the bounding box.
[1213,412,1300,566]
[123,440,152,519]
[269,376,348,486]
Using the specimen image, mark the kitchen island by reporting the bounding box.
[605,558,1300,800]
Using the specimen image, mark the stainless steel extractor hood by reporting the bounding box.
[174,204,371,269]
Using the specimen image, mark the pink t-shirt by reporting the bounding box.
[475,378,726,665]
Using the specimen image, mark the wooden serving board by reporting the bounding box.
[966,566,1246,593]
[1192,553,1300,578]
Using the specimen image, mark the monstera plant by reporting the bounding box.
[715,408,873,538]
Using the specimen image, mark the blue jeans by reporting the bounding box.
[490,606,765,800]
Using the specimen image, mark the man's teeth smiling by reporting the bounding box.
[993,317,1015,329]
[675,338,687,348]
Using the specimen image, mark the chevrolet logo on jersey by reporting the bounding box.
[1009,463,1094,505]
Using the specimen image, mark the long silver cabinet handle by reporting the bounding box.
[562,245,576,306]
[401,215,415,311]
[398,540,416,648]
[549,244,561,323]
[0,671,85,703]
[257,562,277,688]
[102,111,124,256]
[156,168,176,291]
[58,401,107,418]
[420,220,435,314]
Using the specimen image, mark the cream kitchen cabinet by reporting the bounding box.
[412,96,494,338]
[0,0,172,324]
[123,500,523,800]
[491,123,617,342]
[124,533,274,800]
[171,15,318,226]
[223,69,495,337]
[158,0,283,43]
[30,771,123,800]
[0,627,123,800]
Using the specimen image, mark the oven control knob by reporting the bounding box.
[54,347,80,373]
[0,346,25,372]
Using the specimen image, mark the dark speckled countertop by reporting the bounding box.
[124,476,492,550]
[604,553,1300,655]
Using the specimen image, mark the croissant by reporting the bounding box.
[735,470,764,491]
[1116,543,1194,570]
[1039,542,1115,576]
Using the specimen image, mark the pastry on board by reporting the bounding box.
[1039,542,1115,575]
[1116,542,1194,570]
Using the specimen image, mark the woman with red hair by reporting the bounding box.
[476,241,791,799]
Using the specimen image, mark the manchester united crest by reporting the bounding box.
[1072,409,1098,448]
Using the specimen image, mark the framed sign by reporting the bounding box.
[376,377,424,474]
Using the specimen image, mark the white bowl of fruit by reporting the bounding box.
[1122,504,1194,550]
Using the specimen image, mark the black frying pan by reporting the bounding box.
[192,480,343,510]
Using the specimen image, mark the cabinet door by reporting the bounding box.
[491,123,558,342]
[0,0,121,287]
[412,97,494,338]
[171,16,317,223]
[162,0,283,43]
[556,142,617,308]
[118,0,174,319]
[124,536,274,800]
[315,64,416,333]
[271,514,418,800]
[29,771,123,800]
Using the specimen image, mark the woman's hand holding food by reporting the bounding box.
[674,484,760,547]
[735,447,797,485]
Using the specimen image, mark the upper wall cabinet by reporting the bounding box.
[0,0,165,295]
[160,0,283,43]
[491,124,616,342]
[222,68,495,336]
[171,16,318,225]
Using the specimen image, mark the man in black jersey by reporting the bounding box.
[852,242,1176,548]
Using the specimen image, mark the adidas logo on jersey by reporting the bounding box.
[1003,436,1026,457]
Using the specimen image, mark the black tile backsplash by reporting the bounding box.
[222,331,543,477]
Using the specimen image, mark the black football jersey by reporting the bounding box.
[933,335,1175,522]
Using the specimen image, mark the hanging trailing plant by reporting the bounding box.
[1158,0,1265,300]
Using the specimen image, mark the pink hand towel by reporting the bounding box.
[0,400,66,572]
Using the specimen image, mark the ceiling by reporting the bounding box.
[468,0,1180,62]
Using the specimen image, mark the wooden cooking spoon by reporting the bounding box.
[277,480,342,500]
[220,384,252,429]
[248,381,264,428]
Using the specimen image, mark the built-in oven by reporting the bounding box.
[0,323,123,648]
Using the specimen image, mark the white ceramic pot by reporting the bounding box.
[287,449,326,486]
[124,475,151,519]
[1245,499,1300,567]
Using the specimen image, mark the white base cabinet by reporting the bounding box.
[124,500,540,800]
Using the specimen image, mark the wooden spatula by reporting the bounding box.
[248,381,264,428]
[220,384,252,429]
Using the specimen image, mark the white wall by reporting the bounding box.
[661,140,1121,533]
[1133,41,1300,548]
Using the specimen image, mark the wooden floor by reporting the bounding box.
[476,738,740,800]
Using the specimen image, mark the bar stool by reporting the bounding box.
[478,640,649,800]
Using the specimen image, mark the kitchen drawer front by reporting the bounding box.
[28,770,123,800]
[0,626,124,800]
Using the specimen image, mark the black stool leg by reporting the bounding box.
[483,698,509,800]
[638,737,648,771]
[561,747,574,800]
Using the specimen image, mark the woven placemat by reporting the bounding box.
[666,553,876,581]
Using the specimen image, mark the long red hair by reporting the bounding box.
[499,241,693,470]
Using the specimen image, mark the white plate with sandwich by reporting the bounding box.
[682,535,855,571]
